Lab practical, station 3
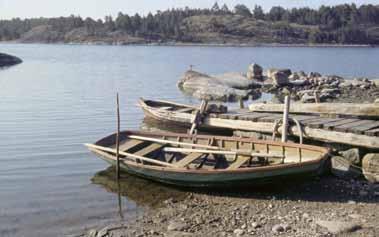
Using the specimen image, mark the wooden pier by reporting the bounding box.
[139,99,379,149]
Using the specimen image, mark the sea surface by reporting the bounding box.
[1,43,379,237]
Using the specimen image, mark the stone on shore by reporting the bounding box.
[272,71,289,86]
[331,156,361,179]
[339,148,361,165]
[362,153,379,183]
[0,53,22,67]
[315,220,361,234]
[247,63,263,81]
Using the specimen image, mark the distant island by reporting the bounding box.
[0,53,22,67]
[1,3,379,46]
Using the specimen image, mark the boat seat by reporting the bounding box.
[227,156,251,170]
[119,139,145,151]
[135,143,165,157]
[158,106,172,111]
[176,107,194,113]
[174,153,203,168]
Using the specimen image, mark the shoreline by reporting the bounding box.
[0,41,376,48]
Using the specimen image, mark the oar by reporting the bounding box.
[128,135,221,150]
[163,147,284,158]
[85,143,175,168]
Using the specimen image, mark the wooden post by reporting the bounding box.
[189,100,208,135]
[116,93,121,180]
[281,95,290,143]
[314,91,320,103]
[239,99,245,109]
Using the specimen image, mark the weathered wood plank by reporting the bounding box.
[249,103,379,118]
[238,113,279,121]
[349,121,379,134]
[227,156,251,170]
[323,119,360,130]
[119,139,145,151]
[135,143,165,156]
[176,107,194,113]
[365,128,379,136]
[302,118,343,128]
[334,120,373,132]
[174,153,203,168]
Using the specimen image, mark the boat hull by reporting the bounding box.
[92,148,327,188]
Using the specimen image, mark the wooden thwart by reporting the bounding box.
[135,143,164,156]
[174,153,203,168]
[85,143,176,167]
[128,135,220,150]
[227,156,251,170]
[119,139,144,151]
[163,147,284,158]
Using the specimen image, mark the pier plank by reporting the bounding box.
[302,118,342,128]
[333,120,372,132]
[323,119,360,130]
[365,128,379,136]
[350,121,379,134]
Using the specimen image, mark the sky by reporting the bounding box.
[1,0,379,20]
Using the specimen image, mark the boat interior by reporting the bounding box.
[94,132,326,170]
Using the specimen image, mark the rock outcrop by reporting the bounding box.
[0,53,22,67]
[178,70,261,101]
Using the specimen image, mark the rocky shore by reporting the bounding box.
[0,53,22,67]
[79,175,379,237]
[178,63,379,103]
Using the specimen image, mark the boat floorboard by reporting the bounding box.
[174,153,203,168]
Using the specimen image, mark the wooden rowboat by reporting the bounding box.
[85,130,329,188]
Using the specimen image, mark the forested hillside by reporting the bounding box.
[1,3,379,45]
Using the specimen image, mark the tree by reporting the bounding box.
[253,5,265,20]
[234,4,252,17]
[221,4,230,13]
[211,2,220,12]
[268,6,286,21]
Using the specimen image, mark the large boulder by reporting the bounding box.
[247,63,263,81]
[0,53,22,67]
[178,70,255,101]
[272,71,289,86]
[266,68,292,79]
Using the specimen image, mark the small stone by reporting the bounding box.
[251,222,261,229]
[347,200,356,204]
[272,224,284,233]
[87,229,97,237]
[96,227,108,237]
[241,224,247,229]
[233,228,245,235]
[315,220,361,234]
[167,220,188,231]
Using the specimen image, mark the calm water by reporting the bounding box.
[1,43,379,237]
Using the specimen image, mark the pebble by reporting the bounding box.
[167,220,188,231]
[251,222,260,229]
[315,220,361,234]
[272,224,285,233]
[233,228,245,236]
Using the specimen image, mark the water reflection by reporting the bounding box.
[91,167,186,209]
